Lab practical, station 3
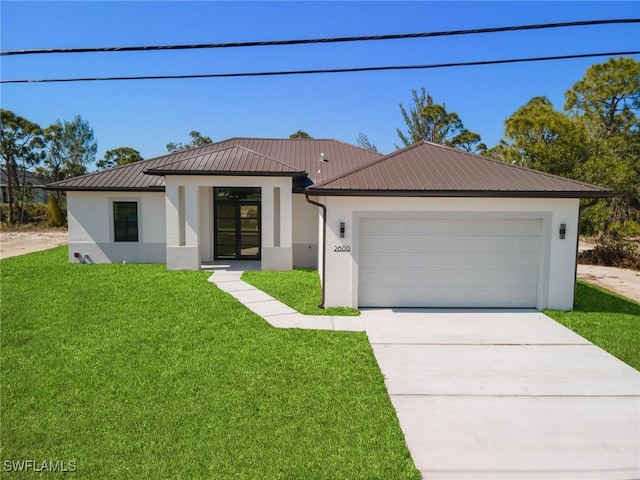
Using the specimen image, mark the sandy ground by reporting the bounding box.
[576,264,640,303]
[0,230,68,260]
[0,231,638,304]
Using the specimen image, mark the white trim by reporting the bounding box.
[109,197,142,243]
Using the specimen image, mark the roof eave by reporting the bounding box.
[43,185,166,192]
[305,189,615,199]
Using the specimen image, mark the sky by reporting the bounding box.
[1,1,639,167]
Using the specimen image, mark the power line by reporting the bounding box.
[3,51,637,84]
[2,19,638,56]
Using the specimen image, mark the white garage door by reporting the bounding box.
[358,218,541,308]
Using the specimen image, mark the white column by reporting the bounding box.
[260,179,292,271]
[184,185,199,247]
[261,186,274,249]
[280,181,293,248]
[167,182,200,270]
[165,183,180,247]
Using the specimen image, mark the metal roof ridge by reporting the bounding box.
[309,141,426,188]
[421,141,612,192]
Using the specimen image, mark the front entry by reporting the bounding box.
[214,188,261,260]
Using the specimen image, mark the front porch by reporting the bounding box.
[164,176,295,271]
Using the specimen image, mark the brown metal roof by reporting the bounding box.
[308,141,613,198]
[144,145,305,176]
[46,137,381,191]
[44,155,167,192]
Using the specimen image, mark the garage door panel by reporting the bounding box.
[517,254,539,270]
[359,218,541,308]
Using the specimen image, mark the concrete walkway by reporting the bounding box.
[362,309,640,480]
[207,270,364,332]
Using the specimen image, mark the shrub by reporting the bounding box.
[579,235,640,270]
[0,203,48,225]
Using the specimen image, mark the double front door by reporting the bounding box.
[214,188,261,260]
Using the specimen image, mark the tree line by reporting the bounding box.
[1,57,637,235]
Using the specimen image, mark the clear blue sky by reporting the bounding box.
[1,1,639,166]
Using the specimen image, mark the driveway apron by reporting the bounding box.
[362,309,640,480]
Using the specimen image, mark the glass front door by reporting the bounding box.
[214,188,261,260]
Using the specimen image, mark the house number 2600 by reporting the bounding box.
[334,245,351,252]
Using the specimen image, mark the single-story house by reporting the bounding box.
[1,169,49,204]
[47,137,611,310]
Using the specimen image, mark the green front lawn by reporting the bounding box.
[545,282,640,370]
[1,247,418,479]
[242,269,359,316]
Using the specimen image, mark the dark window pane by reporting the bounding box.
[215,187,261,201]
[114,202,138,242]
[218,218,236,231]
[217,244,235,257]
[217,204,235,218]
[217,233,236,245]
[241,219,259,232]
[240,233,259,248]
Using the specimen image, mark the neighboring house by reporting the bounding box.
[47,137,611,310]
[0,169,49,204]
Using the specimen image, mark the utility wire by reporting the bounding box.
[2,51,638,84]
[2,19,638,56]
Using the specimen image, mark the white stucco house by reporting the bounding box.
[47,137,611,311]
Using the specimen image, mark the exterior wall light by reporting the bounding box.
[559,223,566,239]
[340,222,345,238]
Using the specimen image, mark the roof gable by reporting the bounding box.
[309,141,612,198]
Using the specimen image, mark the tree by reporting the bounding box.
[40,116,97,182]
[565,58,640,234]
[97,147,143,170]
[449,129,487,154]
[565,57,640,138]
[0,110,45,223]
[166,131,212,152]
[491,57,640,235]
[356,132,378,152]
[396,87,484,152]
[289,130,312,139]
[489,96,587,176]
[39,116,97,225]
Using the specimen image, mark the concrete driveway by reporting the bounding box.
[362,309,640,480]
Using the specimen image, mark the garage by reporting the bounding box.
[308,141,612,310]
[358,217,542,308]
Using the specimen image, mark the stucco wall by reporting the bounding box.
[318,196,580,311]
[292,193,319,268]
[67,190,166,264]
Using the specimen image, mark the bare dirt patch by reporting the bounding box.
[576,264,640,304]
[0,230,68,260]
[577,237,640,303]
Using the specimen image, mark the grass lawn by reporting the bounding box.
[1,247,419,479]
[545,281,640,370]
[242,269,359,316]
